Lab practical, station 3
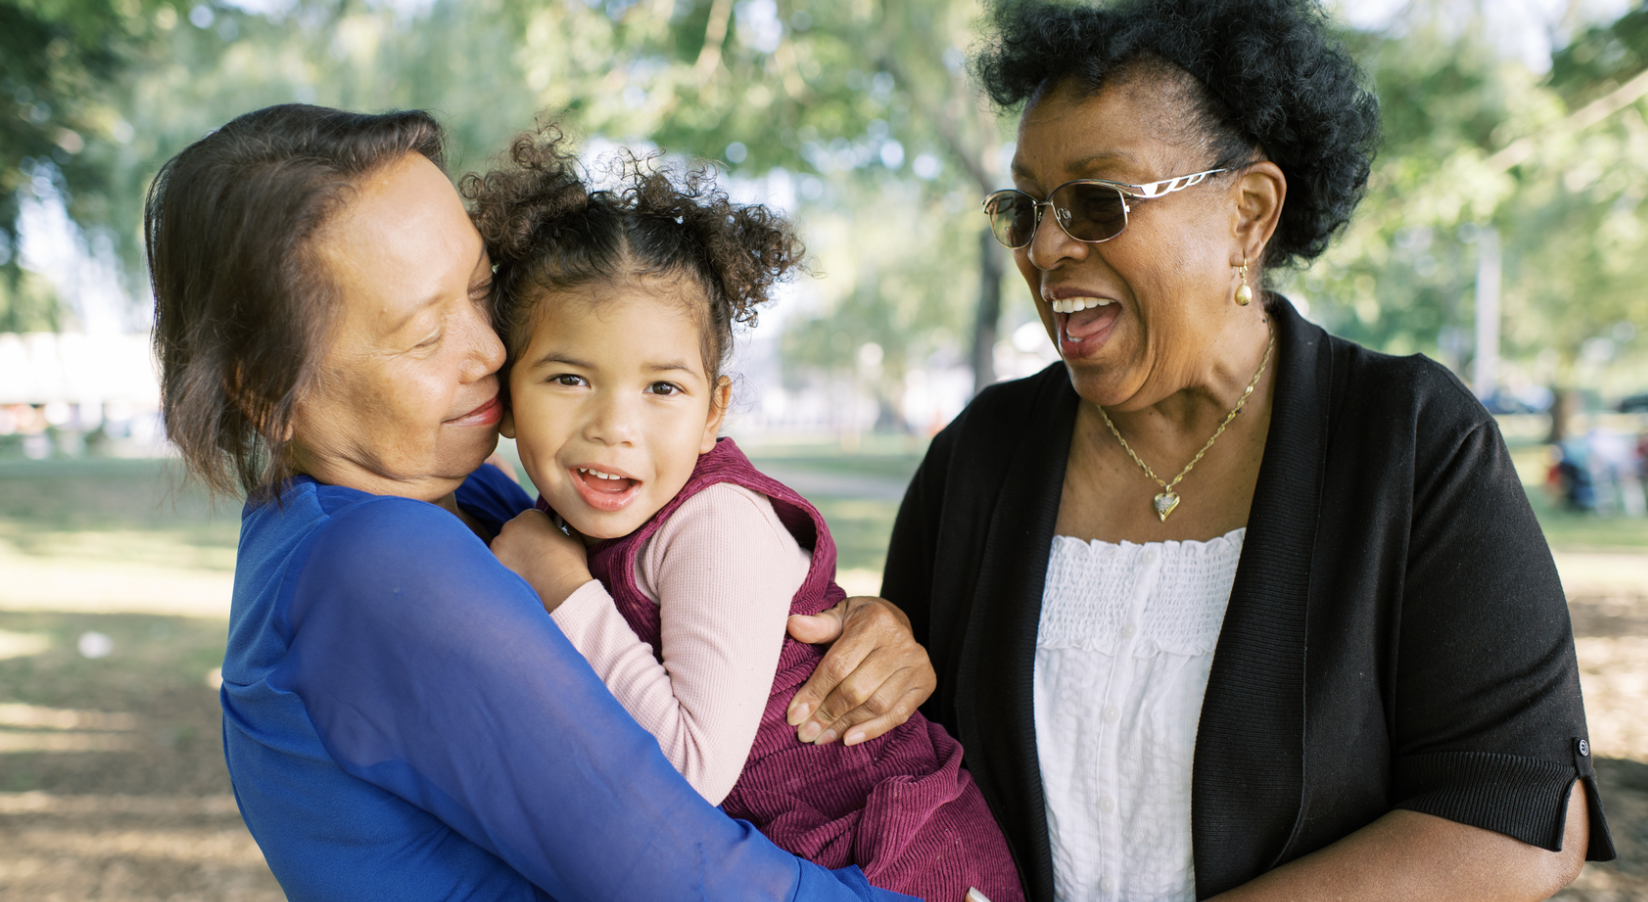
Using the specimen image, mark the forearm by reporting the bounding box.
[1213,785,1588,902]
[293,572,894,901]
[551,575,779,805]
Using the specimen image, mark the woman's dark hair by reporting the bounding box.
[974,0,1381,271]
[146,103,445,500]
[462,126,804,384]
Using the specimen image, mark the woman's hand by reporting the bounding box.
[784,596,937,747]
[492,509,592,614]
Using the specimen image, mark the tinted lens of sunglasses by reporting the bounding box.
[1051,182,1129,242]
[984,191,1037,248]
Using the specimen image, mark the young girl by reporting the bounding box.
[467,131,1023,902]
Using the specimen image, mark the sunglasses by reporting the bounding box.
[982,168,1228,249]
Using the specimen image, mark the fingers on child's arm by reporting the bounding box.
[788,640,860,737]
[790,597,936,744]
[819,666,933,747]
[785,609,845,647]
[841,685,931,746]
[784,604,849,725]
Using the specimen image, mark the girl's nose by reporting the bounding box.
[583,391,640,447]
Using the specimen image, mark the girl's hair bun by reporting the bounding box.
[463,123,806,380]
[463,124,591,268]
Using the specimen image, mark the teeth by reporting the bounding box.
[578,467,625,481]
[1048,297,1112,314]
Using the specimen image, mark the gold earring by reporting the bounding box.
[1235,257,1253,307]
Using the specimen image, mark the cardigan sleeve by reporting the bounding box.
[881,424,953,650]
[278,498,916,901]
[1389,411,1611,858]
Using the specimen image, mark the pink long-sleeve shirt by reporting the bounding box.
[552,483,812,804]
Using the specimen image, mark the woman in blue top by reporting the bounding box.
[144,104,939,901]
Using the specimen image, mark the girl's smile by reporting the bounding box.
[569,464,642,511]
[502,275,731,541]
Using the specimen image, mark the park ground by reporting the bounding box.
[0,435,1644,900]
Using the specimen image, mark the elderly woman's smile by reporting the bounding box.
[1011,76,1264,415]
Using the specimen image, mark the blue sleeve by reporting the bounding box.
[455,462,535,536]
[277,498,912,902]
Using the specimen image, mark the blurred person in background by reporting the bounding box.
[145,103,938,902]
[881,0,1615,899]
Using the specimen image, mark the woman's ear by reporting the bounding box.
[700,376,732,453]
[1231,161,1286,265]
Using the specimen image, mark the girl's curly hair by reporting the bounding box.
[462,125,804,380]
[974,0,1381,272]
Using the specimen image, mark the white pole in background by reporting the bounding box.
[1474,226,1501,399]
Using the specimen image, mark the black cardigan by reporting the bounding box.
[881,298,1615,901]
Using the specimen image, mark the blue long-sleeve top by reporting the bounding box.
[222,464,913,902]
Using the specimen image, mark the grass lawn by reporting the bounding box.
[0,458,239,571]
[5,440,1645,584]
[745,442,925,576]
[1507,445,1648,552]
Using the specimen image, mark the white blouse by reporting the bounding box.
[1033,528,1245,902]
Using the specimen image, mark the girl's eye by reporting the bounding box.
[552,374,587,387]
[648,382,682,396]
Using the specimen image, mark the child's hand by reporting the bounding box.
[492,509,593,613]
[784,596,937,747]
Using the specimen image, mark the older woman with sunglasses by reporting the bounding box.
[880,1,1614,900]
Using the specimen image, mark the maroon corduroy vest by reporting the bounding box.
[579,439,1024,902]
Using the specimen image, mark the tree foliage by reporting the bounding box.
[1285,2,1648,404]
[0,0,190,330]
[7,0,1648,419]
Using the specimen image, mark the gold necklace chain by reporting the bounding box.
[1098,325,1274,522]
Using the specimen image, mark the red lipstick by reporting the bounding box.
[448,393,503,426]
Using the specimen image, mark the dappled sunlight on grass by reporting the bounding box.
[0,792,282,901]
[0,524,238,572]
[0,629,51,661]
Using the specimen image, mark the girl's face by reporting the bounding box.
[503,276,730,541]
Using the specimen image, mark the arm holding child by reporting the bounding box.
[522,484,804,803]
[493,502,935,754]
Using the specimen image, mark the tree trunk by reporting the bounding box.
[971,227,1003,395]
[1547,386,1578,444]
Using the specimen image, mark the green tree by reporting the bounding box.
[0,0,186,331]
[1289,1,1648,439]
[507,0,1013,403]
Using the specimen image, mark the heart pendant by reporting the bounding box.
[1153,492,1181,522]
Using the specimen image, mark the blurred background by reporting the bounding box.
[1,0,1646,898]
